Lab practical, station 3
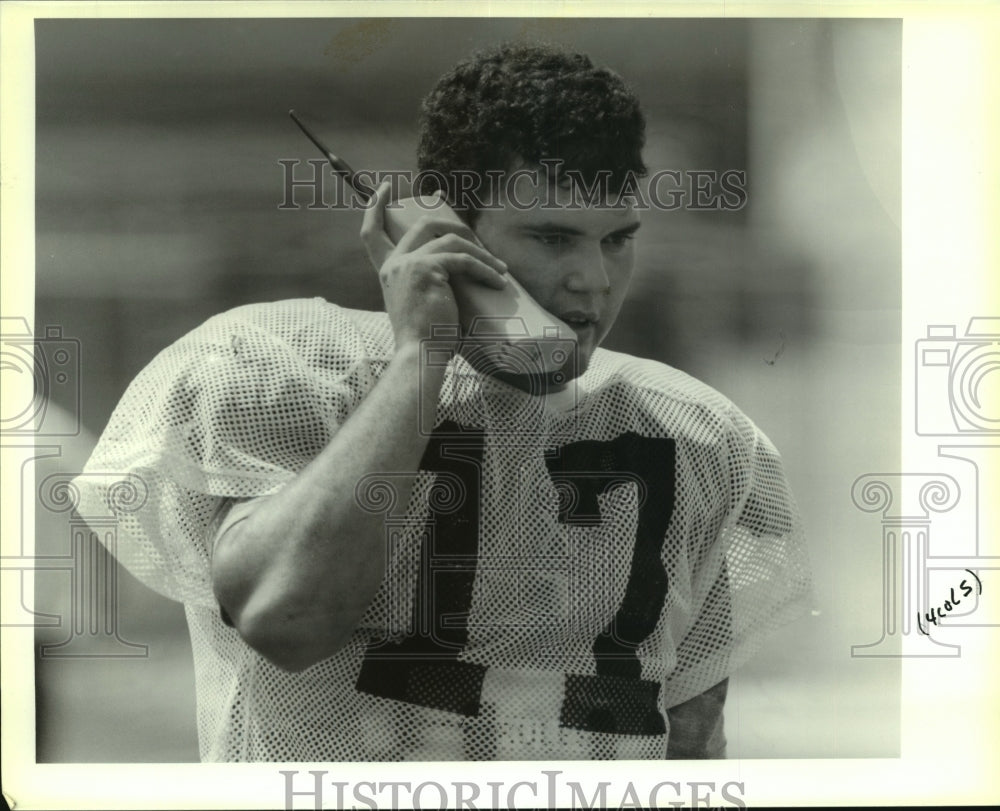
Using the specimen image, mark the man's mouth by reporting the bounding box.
[558,310,600,331]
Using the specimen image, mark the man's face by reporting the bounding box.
[472,168,640,377]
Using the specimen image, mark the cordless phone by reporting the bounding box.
[290,110,576,376]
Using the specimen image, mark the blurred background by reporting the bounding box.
[30,17,901,761]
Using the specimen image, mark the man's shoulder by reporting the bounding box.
[587,347,738,415]
[585,347,753,447]
[193,298,394,360]
[114,298,394,435]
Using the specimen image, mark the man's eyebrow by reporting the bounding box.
[519,223,587,236]
[519,221,643,237]
[607,221,642,237]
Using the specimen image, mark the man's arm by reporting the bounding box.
[666,678,729,758]
[210,182,507,672]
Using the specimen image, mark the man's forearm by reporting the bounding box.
[211,341,444,671]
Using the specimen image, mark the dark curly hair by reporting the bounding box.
[416,43,647,218]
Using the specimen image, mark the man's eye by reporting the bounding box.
[535,233,569,247]
[603,233,635,249]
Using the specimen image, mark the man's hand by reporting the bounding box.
[666,678,729,759]
[360,182,508,350]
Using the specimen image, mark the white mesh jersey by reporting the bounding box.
[75,297,811,761]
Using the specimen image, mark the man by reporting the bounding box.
[75,43,811,761]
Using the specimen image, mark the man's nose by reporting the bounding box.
[563,245,610,294]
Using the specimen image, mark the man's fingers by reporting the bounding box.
[416,232,507,275]
[394,212,483,254]
[435,254,509,290]
[359,181,396,269]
